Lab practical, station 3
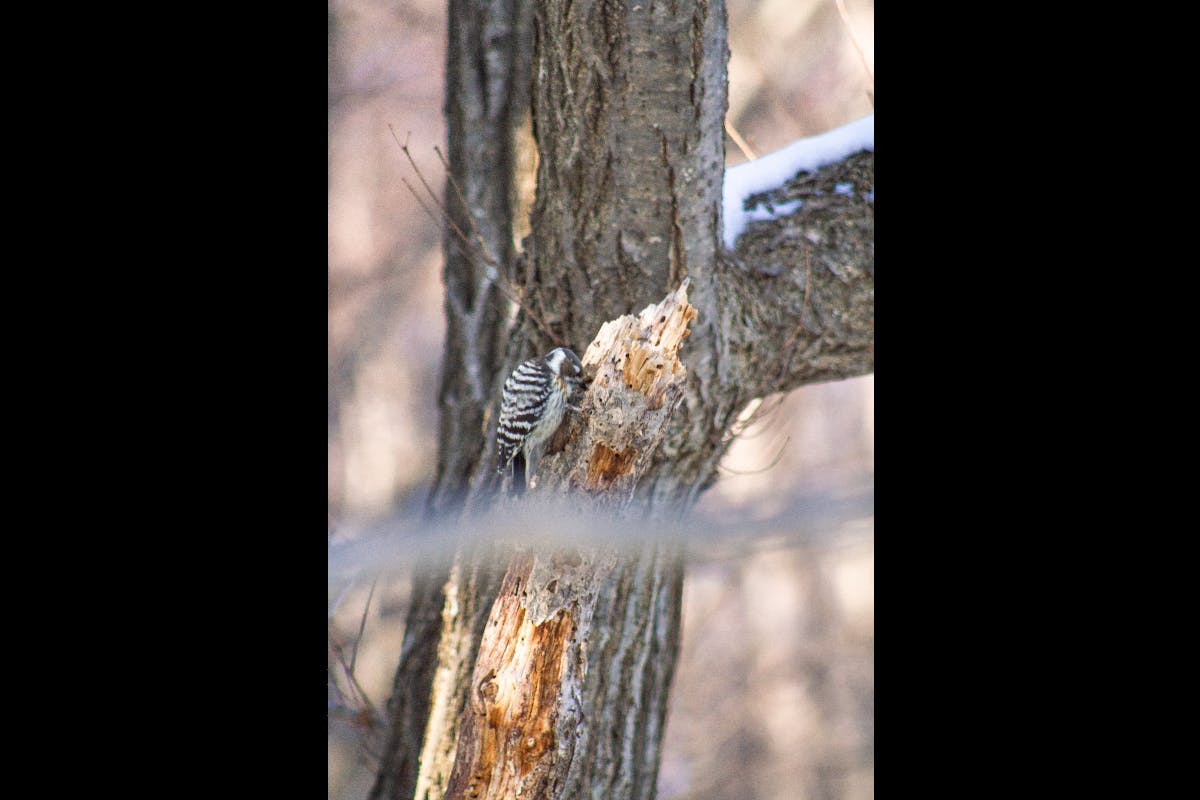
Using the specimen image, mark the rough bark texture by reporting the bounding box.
[371,0,874,796]
[526,0,727,357]
[728,149,875,393]
[420,539,684,800]
[645,146,876,505]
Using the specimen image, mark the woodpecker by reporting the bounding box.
[496,346,584,495]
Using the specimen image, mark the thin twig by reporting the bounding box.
[392,128,563,346]
[835,0,874,101]
[401,176,496,268]
[349,577,377,675]
[430,146,563,345]
[725,117,759,161]
[504,286,562,345]
[392,127,490,264]
[330,628,380,723]
[400,177,509,297]
[717,435,791,475]
[391,127,462,239]
[730,393,789,440]
[434,145,501,267]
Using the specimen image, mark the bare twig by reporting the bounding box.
[835,0,874,102]
[728,393,789,440]
[433,145,501,268]
[391,126,564,346]
[391,127,491,265]
[349,577,377,675]
[725,116,759,161]
[401,177,508,280]
[329,627,381,725]
[717,434,791,475]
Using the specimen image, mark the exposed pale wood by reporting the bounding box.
[537,280,697,504]
[442,554,575,800]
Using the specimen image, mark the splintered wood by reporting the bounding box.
[582,278,696,408]
[443,554,574,800]
[577,278,697,492]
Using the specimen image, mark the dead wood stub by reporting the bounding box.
[543,278,695,499]
[582,281,696,412]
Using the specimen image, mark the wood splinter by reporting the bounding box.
[554,278,698,496]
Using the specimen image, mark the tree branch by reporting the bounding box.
[633,147,873,509]
[722,149,874,399]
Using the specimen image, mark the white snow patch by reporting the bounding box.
[723,113,874,249]
[742,198,803,226]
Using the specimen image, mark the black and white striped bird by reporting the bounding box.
[496,347,584,495]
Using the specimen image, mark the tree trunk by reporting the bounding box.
[371,0,874,796]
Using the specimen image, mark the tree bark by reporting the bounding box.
[370,0,874,796]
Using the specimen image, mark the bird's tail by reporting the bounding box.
[511,452,527,496]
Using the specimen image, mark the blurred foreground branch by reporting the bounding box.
[329,481,873,593]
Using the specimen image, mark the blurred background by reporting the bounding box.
[329,1,874,797]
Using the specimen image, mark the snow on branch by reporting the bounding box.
[723,113,874,249]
